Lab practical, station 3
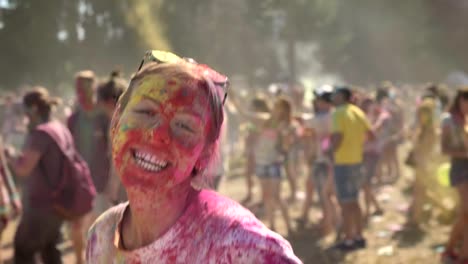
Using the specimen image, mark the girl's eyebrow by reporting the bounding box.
[140,96,204,120]
[177,108,204,121]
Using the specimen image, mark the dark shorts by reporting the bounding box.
[334,164,364,203]
[450,158,468,187]
[256,163,282,179]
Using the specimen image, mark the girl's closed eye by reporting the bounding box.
[175,121,194,133]
[133,108,157,116]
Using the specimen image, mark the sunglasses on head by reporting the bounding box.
[137,50,229,105]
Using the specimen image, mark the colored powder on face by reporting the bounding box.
[111,73,210,187]
[126,75,178,108]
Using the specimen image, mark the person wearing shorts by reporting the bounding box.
[256,163,282,179]
[331,87,374,251]
[251,98,294,233]
[440,88,468,263]
[300,85,339,234]
[360,98,383,218]
[333,164,363,203]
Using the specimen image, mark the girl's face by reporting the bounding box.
[272,101,288,121]
[23,105,39,127]
[111,74,211,189]
[76,78,95,110]
[314,98,329,112]
[460,96,468,115]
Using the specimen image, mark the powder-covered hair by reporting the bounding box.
[115,62,225,188]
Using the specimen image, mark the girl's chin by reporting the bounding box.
[120,164,188,187]
[120,173,167,189]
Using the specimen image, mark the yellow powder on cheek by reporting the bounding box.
[111,119,129,159]
[112,131,126,158]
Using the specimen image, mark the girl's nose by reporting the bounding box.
[149,119,171,145]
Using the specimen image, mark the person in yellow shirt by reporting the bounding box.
[330,87,374,251]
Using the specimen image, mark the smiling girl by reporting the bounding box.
[86,51,301,263]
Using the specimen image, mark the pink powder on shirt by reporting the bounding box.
[86,190,302,263]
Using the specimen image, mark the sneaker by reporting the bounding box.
[353,238,367,249]
[332,240,356,252]
[372,209,384,216]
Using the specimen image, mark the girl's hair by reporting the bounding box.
[360,97,374,112]
[425,83,450,110]
[449,87,468,123]
[97,70,127,104]
[251,97,270,113]
[275,96,293,122]
[117,62,225,186]
[22,86,60,119]
[75,70,96,90]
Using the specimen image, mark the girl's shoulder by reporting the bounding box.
[88,203,127,243]
[86,203,128,262]
[195,190,301,263]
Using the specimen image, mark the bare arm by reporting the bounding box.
[330,132,343,153]
[303,126,317,162]
[9,149,41,177]
[367,128,376,142]
[227,90,268,123]
[441,123,468,158]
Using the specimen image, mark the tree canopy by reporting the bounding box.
[1,0,468,92]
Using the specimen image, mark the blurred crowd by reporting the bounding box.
[0,70,467,263]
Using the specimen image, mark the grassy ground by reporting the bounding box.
[0,151,453,264]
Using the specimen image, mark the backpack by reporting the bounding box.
[37,121,96,220]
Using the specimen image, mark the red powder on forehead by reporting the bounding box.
[167,80,177,86]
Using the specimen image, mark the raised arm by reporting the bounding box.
[7,131,44,177]
[227,90,268,123]
[9,148,41,177]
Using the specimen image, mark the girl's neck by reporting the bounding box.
[122,180,194,250]
[454,111,468,124]
[28,116,50,131]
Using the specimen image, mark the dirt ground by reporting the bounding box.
[0,151,452,264]
[223,163,450,264]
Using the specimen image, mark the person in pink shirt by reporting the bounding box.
[86,51,302,264]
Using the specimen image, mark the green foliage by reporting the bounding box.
[0,0,169,93]
[1,0,468,91]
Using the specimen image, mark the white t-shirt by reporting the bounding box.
[308,112,332,162]
[86,190,302,264]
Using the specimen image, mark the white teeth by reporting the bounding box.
[133,150,168,172]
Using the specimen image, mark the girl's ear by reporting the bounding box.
[195,144,215,171]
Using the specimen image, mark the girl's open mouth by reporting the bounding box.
[131,149,170,173]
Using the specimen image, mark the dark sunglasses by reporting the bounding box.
[137,50,229,105]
